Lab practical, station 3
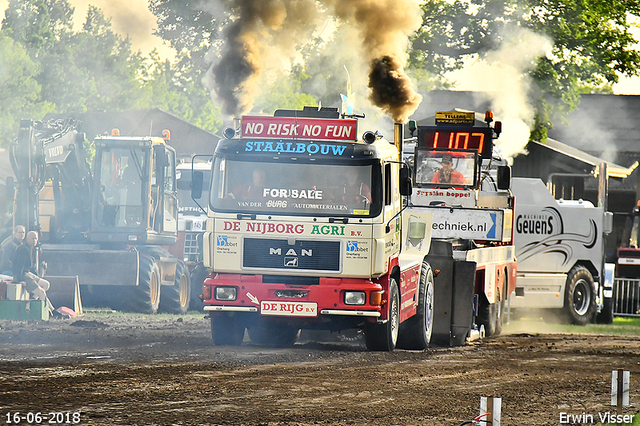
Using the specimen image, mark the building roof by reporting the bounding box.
[44,109,220,159]
[532,138,637,179]
[548,93,640,165]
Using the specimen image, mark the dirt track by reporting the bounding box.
[1,315,639,426]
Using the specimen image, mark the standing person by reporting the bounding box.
[12,231,51,303]
[0,225,25,276]
[431,155,468,184]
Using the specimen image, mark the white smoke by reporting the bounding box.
[447,26,553,163]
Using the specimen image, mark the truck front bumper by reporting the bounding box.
[202,273,385,319]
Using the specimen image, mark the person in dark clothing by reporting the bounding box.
[12,231,50,301]
[0,225,25,275]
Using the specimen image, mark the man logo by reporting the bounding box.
[269,248,313,256]
[284,257,299,267]
[346,241,358,252]
[217,236,228,246]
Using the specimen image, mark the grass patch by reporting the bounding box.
[504,316,640,337]
[80,309,205,320]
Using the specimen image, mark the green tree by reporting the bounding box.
[253,67,318,115]
[0,31,52,146]
[410,0,640,140]
[139,50,223,134]
[2,1,148,114]
[146,1,225,132]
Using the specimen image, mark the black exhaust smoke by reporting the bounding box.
[207,0,424,122]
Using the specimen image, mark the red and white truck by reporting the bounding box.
[194,107,436,350]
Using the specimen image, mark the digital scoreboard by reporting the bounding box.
[417,111,495,158]
[418,127,493,158]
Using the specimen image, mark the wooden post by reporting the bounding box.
[479,396,501,426]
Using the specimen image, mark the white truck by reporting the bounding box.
[510,168,615,324]
[169,160,212,309]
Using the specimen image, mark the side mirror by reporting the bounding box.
[191,171,203,200]
[408,120,417,136]
[497,165,511,190]
[604,211,613,234]
[155,145,170,168]
[400,165,412,196]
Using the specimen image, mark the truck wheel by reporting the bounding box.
[189,263,207,311]
[493,299,505,336]
[365,278,400,351]
[564,265,596,325]
[397,262,434,350]
[477,301,497,337]
[596,296,614,324]
[120,255,161,314]
[211,313,245,345]
[493,275,508,336]
[159,261,191,314]
[248,320,300,347]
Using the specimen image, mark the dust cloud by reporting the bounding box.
[204,0,423,123]
[447,26,552,163]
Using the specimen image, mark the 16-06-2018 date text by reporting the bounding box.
[5,412,81,424]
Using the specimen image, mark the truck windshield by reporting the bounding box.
[177,168,211,215]
[210,158,381,217]
[96,147,147,228]
[413,149,476,188]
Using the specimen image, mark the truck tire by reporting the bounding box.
[477,271,507,337]
[564,265,596,325]
[211,313,245,345]
[159,260,191,314]
[247,320,300,347]
[189,263,207,311]
[365,278,400,351]
[493,273,508,336]
[120,255,161,314]
[596,296,614,324]
[477,302,498,337]
[397,262,434,350]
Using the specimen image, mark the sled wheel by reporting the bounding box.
[564,265,596,325]
[365,278,400,351]
[596,296,614,324]
[397,262,434,350]
[159,260,191,314]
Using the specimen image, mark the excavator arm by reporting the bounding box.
[10,119,92,241]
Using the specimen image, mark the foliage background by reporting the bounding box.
[1,0,640,147]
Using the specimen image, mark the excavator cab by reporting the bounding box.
[91,136,178,246]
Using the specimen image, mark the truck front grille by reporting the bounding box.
[243,238,340,272]
[183,232,202,262]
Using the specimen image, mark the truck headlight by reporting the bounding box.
[215,286,237,301]
[344,291,366,305]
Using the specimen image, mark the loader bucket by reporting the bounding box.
[45,275,83,316]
